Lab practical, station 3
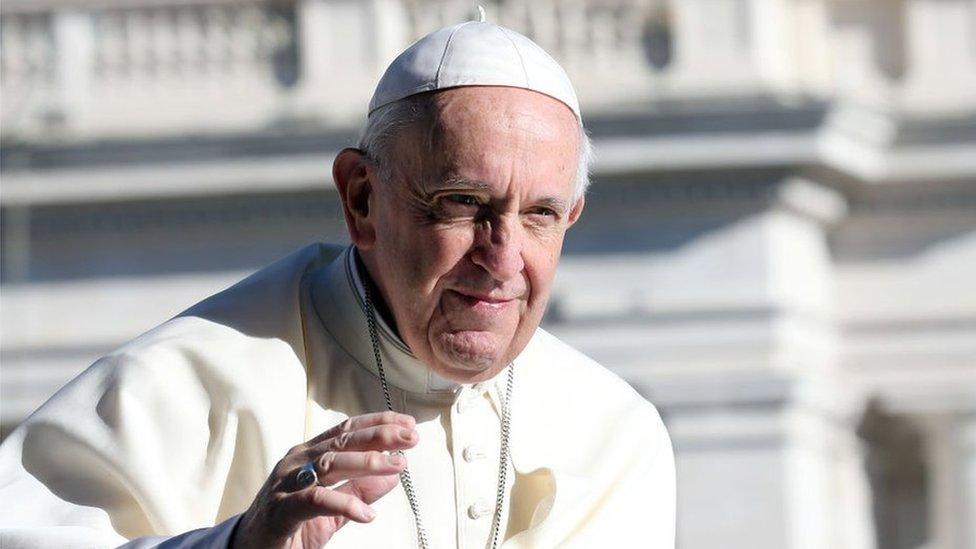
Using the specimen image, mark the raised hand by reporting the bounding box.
[231,411,418,548]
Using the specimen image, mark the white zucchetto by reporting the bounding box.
[368,21,581,120]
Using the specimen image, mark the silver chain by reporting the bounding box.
[362,281,514,549]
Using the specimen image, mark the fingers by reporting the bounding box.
[265,457,405,539]
[337,473,402,505]
[308,423,418,455]
[314,451,407,486]
[316,474,402,531]
[237,414,417,548]
[306,411,415,446]
[278,412,417,474]
[281,485,377,526]
[274,474,402,534]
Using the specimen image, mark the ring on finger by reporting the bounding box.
[295,461,318,488]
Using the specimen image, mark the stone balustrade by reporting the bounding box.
[2,0,300,139]
[4,0,976,142]
[0,0,770,140]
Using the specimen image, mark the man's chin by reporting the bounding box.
[430,331,509,381]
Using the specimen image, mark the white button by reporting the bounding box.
[463,445,486,462]
[467,501,493,520]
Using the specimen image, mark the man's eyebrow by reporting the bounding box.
[429,175,493,192]
[535,196,570,213]
[428,176,570,212]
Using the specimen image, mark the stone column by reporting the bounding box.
[295,0,406,122]
[51,8,94,133]
[899,0,976,113]
[665,0,762,95]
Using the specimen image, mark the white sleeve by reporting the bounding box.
[0,346,277,549]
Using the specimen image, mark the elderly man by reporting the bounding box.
[0,20,674,549]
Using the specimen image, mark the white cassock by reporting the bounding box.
[0,244,675,548]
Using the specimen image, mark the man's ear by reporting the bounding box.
[566,195,585,227]
[333,148,377,249]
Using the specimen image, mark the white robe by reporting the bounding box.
[0,244,675,548]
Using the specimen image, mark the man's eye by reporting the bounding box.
[445,194,480,206]
[434,194,483,219]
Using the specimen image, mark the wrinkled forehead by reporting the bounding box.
[431,86,578,135]
[408,87,580,187]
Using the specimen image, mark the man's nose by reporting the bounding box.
[470,215,525,280]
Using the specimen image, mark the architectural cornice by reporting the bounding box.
[3,101,973,206]
[1,152,338,205]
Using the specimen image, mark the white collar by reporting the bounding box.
[309,246,508,400]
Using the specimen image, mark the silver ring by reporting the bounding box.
[295,461,318,488]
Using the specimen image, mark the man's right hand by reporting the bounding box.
[231,411,418,548]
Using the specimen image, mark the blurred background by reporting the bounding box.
[1,0,975,547]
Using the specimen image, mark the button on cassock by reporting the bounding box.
[467,500,493,520]
[462,445,486,462]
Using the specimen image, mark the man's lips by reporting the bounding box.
[448,289,520,309]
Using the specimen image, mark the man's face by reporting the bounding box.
[360,86,583,383]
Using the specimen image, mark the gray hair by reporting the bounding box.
[358,93,594,203]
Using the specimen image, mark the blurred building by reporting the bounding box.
[1,0,975,547]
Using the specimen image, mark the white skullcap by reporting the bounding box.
[368,21,581,121]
